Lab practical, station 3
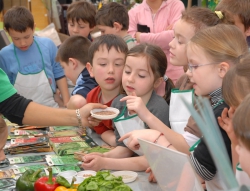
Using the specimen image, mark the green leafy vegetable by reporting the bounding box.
[77,171,132,191]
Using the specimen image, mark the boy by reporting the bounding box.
[86,34,128,146]
[67,1,96,40]
[56,36,97,109]
[0,6,69,108]
[95,2,136,50]
[216,0,250,43]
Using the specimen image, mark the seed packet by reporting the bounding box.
[0,178,16,189]
[8,155,46,164]
[12,164,47,174]
[46,155,78,166]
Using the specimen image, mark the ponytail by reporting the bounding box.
[163,76,175,105]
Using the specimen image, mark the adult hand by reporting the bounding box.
[218,107,238,145]
[165,24,173,30]
[81,154,105,171]
[119,129,161,150]
[79,103,106,126]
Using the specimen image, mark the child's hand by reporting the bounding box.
[119,129,161,150]
[54,89,65,107]
[145,167,157,183]
[218,107,238,145]
[81,154,105,171]
[120,92,149,118]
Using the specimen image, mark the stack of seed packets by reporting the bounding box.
[47,126,98,156]
[8,137,52,154]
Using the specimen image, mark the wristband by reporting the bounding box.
[76,109,86,135]
[154,133,164,144]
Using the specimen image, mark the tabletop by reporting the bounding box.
[1,127,162,191]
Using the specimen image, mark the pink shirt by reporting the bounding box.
[128,0,185,94]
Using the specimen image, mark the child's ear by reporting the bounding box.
[245,26,250,36]
[113,22,122,32]
[218,62,230,78]
[86,62,94,77]
[68,58,78,69]
[154,77,163,89]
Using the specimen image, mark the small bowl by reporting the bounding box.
[77,170,97,179]
[90,107,120,120]
[74,176,84,184]
[112,171,138,183]
[58,170,77,182]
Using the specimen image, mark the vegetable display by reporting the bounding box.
[34,168,59,191]
[77,171,132,191]
[55,176,78,191]
[16,169,45,191]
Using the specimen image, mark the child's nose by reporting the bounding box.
[128,74,135,83]
[73,26,78,33]
[108,64,114,73]
[185,68,192,77]
[20,39,26,46]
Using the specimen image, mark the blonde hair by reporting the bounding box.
[189,24,248,64]
[222,53,250,108]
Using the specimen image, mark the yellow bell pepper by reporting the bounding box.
[54,186,77,191]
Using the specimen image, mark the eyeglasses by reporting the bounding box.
[188,63,217,73]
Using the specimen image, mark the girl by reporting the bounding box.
[81,43,172,171]
[120,24,248,191]
[218,55,250,186]
[128,0,185,95]
[169,7,229,137]
[120,7,231,157]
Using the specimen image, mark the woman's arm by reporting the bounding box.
[22,102,105,127]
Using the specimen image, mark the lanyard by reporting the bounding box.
[14,38,45,71]
[189,99,224,152]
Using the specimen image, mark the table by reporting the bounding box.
[1,128,162,191]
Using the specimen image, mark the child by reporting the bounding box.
[128,0,185,87]
[169,7,229,138]
[95,2,136,50]
[86,34,128,146]
[120,24,248,190]
[82,43,171,172]
[218,56,250,186]
[56,36,98,109]
[0,6,69,108]
[67,1,96,39]
[215,0,250,40]
[232,94,250,186]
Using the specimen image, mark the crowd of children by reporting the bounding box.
[1,0,250,190]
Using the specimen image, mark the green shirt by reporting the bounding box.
[0,69,17,102]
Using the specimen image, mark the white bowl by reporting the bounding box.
[112,171,138,183]
[74,176,84,184]
[90,107,120,120]
[77,170,97,179]
[58,170,77,182]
